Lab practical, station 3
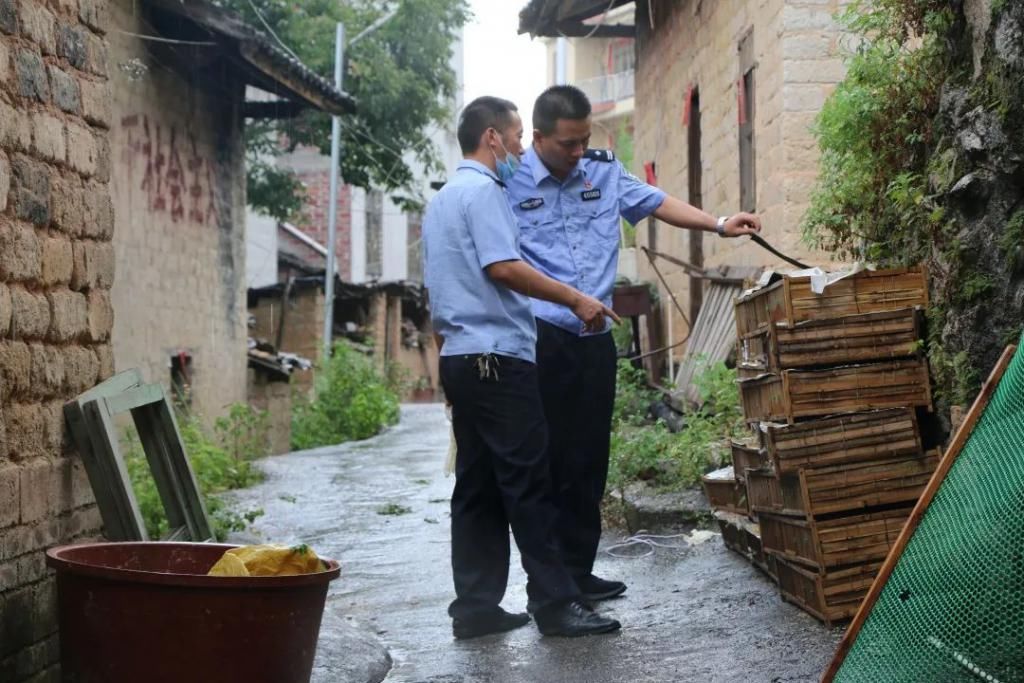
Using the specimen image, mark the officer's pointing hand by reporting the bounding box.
[573,295,622,332]
[723,212,762,237]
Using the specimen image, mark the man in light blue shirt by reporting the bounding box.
[506,85,763,604]
[422,96,622,640]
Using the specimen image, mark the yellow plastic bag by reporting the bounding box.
[207,544,323,577]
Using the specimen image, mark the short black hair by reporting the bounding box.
[533,85,591,134]
[457,96,518,154]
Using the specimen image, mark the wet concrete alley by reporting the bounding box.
[228,404,841,683]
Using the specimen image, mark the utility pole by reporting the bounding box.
[322,9,398,360]
[322,22,344,360]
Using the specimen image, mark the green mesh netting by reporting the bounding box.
[834,343,1024,683]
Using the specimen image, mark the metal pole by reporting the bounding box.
[666,296,674,383]
[323,22,344,360]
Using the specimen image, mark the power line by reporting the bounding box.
[113,29,217,45]
[558,0,618,39]
[246,0,303,63]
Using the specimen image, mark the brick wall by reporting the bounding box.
[294,169,352,281]
[106,0,247,419]
[634,0,848,351]
[0,0,113,677]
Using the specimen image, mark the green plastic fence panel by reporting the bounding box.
[834,342,1024,683]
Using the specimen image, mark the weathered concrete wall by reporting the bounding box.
[634,0,846,351]
[250,285,324,392]
[107,0,247,419]
[0,0,114,676]
[246,368,291,456]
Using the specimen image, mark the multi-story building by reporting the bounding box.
[542,3,635,149]
[246,32,464,290]
[244,29,464,400]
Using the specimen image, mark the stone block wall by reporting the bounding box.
[633,0,849,354]
[0,0,113,677]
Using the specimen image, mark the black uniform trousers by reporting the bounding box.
[440,353,579,621]
[534,319,618,580]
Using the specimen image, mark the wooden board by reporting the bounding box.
[734,266,928,338]
[761,408,922,474]
[822,344,1018,682]
[112,386,213,542]
[739,359,933,424]
[64,369,146,541]
[64,370,213,543]
[739,308,921,372]
[776,556,883,626]
[760,507,911,571]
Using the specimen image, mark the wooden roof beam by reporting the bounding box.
[549,21,634,38]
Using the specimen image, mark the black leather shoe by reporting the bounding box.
[452,608,531,640]
[577,574,627,602]
[534,600,621,637]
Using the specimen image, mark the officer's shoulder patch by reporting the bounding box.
[583,149,615,162]
[518,197,544,211]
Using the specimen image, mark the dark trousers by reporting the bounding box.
[440,353,579,621]
[535,319,617,580]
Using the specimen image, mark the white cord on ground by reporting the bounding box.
[604,531,696,558]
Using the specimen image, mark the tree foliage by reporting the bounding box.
[290,341,401,449]
[803,0,1024,408]
[228,0,470,220]
[608,359,745,492]
[802,0,954,263]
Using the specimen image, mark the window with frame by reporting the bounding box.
[609,39,635,74]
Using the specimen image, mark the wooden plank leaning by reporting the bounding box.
[64,369,147,541]
[109,384,213,542]
[65,369,214,543]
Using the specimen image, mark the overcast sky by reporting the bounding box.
[463,0,548,130]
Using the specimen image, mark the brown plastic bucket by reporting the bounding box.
[46,542,341,683]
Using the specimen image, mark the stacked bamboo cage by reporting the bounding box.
[703,266,939,625]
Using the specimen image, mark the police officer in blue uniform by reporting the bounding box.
[507,85,762,604]
[423,95,624,639]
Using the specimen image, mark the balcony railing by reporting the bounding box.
[575,69,635,105]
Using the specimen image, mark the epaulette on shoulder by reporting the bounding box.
[583,149,615,162]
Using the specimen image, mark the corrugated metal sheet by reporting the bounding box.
[672,266,762,408]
